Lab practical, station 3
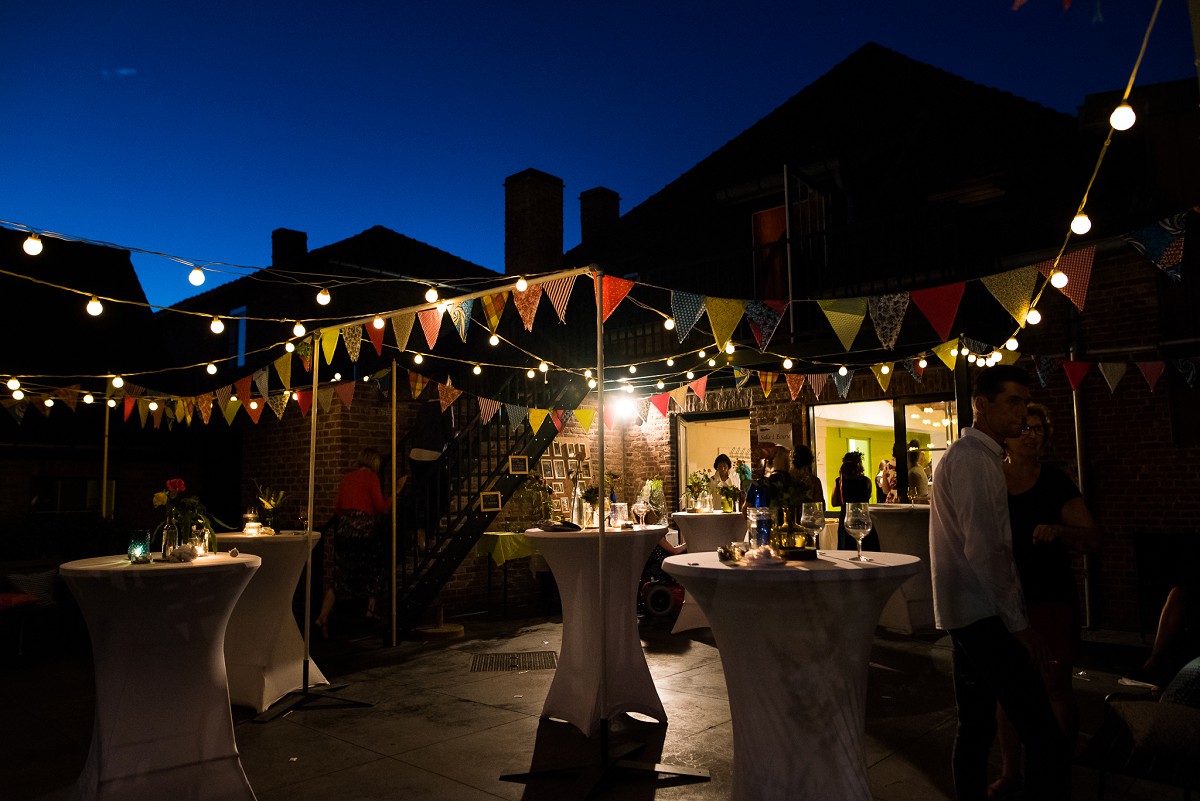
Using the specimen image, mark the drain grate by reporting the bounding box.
[470,651,558,672]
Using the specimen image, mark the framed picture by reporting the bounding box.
[560,498,571,514]
[580,460,592,478]
[508,455,529,475]
[480,492,503,513]
[552,481,564,495]
[567,459,579,476]
[552,441,562,457]
[540,458,553,479]
[566,442,577,458]
[553,459,567,479]
[577,443,587,460]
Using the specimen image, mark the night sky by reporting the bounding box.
[2,1,1194,308]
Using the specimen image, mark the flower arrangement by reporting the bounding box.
[685,469,711,499]
[521,471,557,520]
[581,484,601,506]
[638,476,666,518]
[718,484,741,502]
[152,478,227,551]
[254,480,285,530]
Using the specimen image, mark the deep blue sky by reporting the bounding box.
[2,1,1194,308]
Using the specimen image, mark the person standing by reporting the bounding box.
[929,365,1069,801]
[409,398,452,553]
[709,453,745,508]
[831,451,876,551]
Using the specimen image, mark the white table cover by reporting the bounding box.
[663,550,920,801]
[60,552,261,801]
[669,512,748,633]
[868,505,934,634]
[525,526,666,736]
[217,531,328,711]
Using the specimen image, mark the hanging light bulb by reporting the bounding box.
[527,369,536,379]
[206,362,217,375]
[950,347,959,357]
[424,286,439,303]
[333,372,342,381]
[967,354,977,363]
[107,398,116,408]
[628,365,637,374]
[363,375,372,383]
[663,318,675,331]
[285,342,295,353]
[230,394,238,403]
[5,378,19,390]
[1109,102,1136,131]
[316,288,332,305]
[210,316,225,334]
[686,370,695,380]
[83,393,94,404]
[249,400,259,410]
[656,380,665,389]
[44,398,54,408]
[148,400,158,411]
[698,349,706,359]
[588,378,597,389]
[838,365,848,376]
[86,296,103,316]
[666,358,674,367]
[538,361,549,373]
[725,342,735,355]
[1050,271,1069,289]
[1005,337,1019,351]
[1027,309,1043,325]
[515,277,528,292]
[473,364,482,375]
[292,321,306,337]
[583,369,593,379]
[111,376,124,389]
[707,358,716,367]
[960,346,970,356]
[489,333,500,346]
[783,358,793,370]
[881,364,890,374]
[188,266,206,287]
[1070,213,1092,235]
[12,389,24,401]
[918,357,928,369]
[372,315,385,329]
[623,384,634,393]
[22,233,43,256]
[413,353,424,364]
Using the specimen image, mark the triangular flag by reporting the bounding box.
[910,283,965,341]
[367,319,385,355]
[543,275,576,323]
[253,367,269,400]
[318,328,339,364]
[274,353,292,390]
[573,407,595,432]
[478,396,500,424]
[409,372,429,399]
[294,389,312,417]
[513,283,542,331]
[448,298,474,343]
[317,386,335,413]
[215,384,232,409]
[669,386,689,410]
[390,312,416,350]
[150,403,164,429]
[1098,362,1127,393]
[196,393,213,425]
[528,408,550,432]
[746,300,788,351]
[817,298,868,351]
[650,392,671,417]
[1125,212,1187,281]
[904,358,924,383]
[706,297,745,351]
[234,376,252,407]
[603,406,616,429]
[1036,246,1095,312]
[1062,360,1092,391]
[1036,356,1060,388]
[868,293,909,350]
[786,373,806,400]
[981,266,1038,327]
[504,403,528,426]
[594,275,634,322]
[53,385,80,413]
[334,380,356,410]
[221,399,239,426]
[437,382,462,411]
[480,292,508,333]
[341,324,363,362]
[758,371,776,398]
[267,393,288,420]
[418,307,444,350]
[243,398,264,424]
[174,399,188,425]
[1137,361,1165,392]
[808,373,827,399]
[296,340,312,372]
[124,382,145,398]
[933,339,960,371]
[871,363,894,392]
[123,395,135,421]
[733,367,751,388]
[551,409,565,432]
[832,369,854,397]
[689,375,708,401]
[670,291,706,342]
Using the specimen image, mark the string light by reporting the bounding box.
[12,389,24,401]
[880,364,890,374]
[107,398,116,408]
[148,401,158,411]
[656,380,665,389]
[44,398,54,408]
[724,342,735,355]
[515,277,528,292]
[918,357,928,369]
[86,296,103,316]
[782,358,793,370]
[663,318,675,331]
[188,266,206,287]
[316,288,332,305]
[698,349,706,358]
[372,315,385,329]
[838,365,848,376]
[5,378,18,390]
[333,373,341,381]
[292,321,306,337]
[588,378,597,388]
[111,376,124,389]
[527,369,536,379]
[413,354,424,364]
[22,234,43,256]
[473,364,482,375]
[285,342,295,353]
[424,286,438,303]
[628,365,636,374]
[1050,271,1069,289]
[623,384,634,393]
[686,371,695,380]
[1109,102,1136,131]
[230,395,238,402]
[666,358,674,367]
[83,393,94,404]
[249,400,258,410]
[1070,213,1092,235]
[1005,337,1019,351]
[1027,309,1043,325]
[210,316,225,334]
[489,333,499,346]
[950,348,959,357]
[538,361,549,373]
[206,362,217,375]
[967,354,977,363]
[707,358,716,367]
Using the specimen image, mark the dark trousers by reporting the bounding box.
[949,616,1070,801]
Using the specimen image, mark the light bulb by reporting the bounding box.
[584,369,593,379]
[250,400,258,410]
[44,398,54,407]
[923,406,934,413]
[950,348,959,357]
[1109,102,1136,131]
[663,318,675,331]
[107,398,116,408]
[12,389,24,401]
[1005,337,1019,351]
[527,369,536,379]
[783,358,793,370]
[210,316,225,334]
[922,418,931,425]
[515,277,528,292]
[967,354,977,363]
[707,358,716,367]
[424,286,438,303]
[22,234,43,256]
[698,349,706,358]
[111,376,124,389]
[83,393,94,404]
[666,358,674,367]
[86,296,103,316]
[489,333,499,346]
[188,266,205,286]
[1070,213,1092,235]
[473,364,482,375]
[656,380,665,389]
[912,412,920,419]
[686,371,695,380]
[372,315,384,329]
[363,375,371,382]
[5,378,18,390]
[285,342,295,353]
[1050,271,1069,289]
[292,321,306,337]
[725,342,735,355]
[838,365,848,376]
[538,361,549,373]
[629,365,637,374]
[881,364,890,374]
[316,288,332,305]
[413,354,424,364]
[960,346,970,356]
[230,395,238,403]
[624,384,634,393]
[206,362,217,375]
[588,378,597,389]
[1027,309,1042,325]
[148,401,158,411]
[918,357,928,369]
[333,372,341,381]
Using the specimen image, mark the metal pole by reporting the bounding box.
[101,396,110,519]
[783,165,795,341]
[390,360,398,647]
[1069,338,1093,629]
[303,334,320,690]
[594,267,607,746]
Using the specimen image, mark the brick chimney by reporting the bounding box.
[579,187,620,245]
[504,169,563,276]
[271,228,308,267]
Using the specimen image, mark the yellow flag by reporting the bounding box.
[528,408,550,432]
[320,328,340,364]
[871,363,894,392]
[706,297,746,351]
[669,386,689,410]
[981,266,1038,327]
[274,352,292,391]
[222,399,240,426]
[817,298,868,351]
[573,408,595,432]
[932,339,959,370]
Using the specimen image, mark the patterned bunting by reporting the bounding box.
[1174,359,1199,388]
[551,409,565,432]
[367,319,385,355]
[253,367,269,400]
[1137,361,1165,392]
[448,299,474,343]
[243,398,264,424]
[512,284,542,331]
[669,386,689,410]
[295,340,312,372]
[832,369,854,398]
[594,275,635,322]
[418,307,444,349]
[504,403,528,426]
[573,407,595,432]
[910,283,965,341]
[1125,212,1187,281]
[670,291,706,342]
[808,373,827,399]
[785,373,806,400]
[868,293,909,350]
[733,368,751,388]
[757,371,776,398]
[871,363,894,392]
[409,372,429,399]
[390,312,416,350]
[1036,246,1095,312]
[478,396,500,424]
[234,376,252,407]
[903,358,924,383]
[480,292,508,333]
[174,399,188,425]
[745,300,787,351]
[650,392,671,418]
[267,393,288,420]
[543,276,576,323]
[294,389,312,417]
[124,382,145,398]
[1035,356,1059,388]
[528,408,550,432]
[437,382,462,411]
[196,393,213,424]
[1098,362,1127,393]
[706,297,745,351]
[817,298,868,351]
[215,384,232,410]
[54,385,80,413]
[688,375,708,401]
[981,266,1038,327]
[339,324,361,362]
[334,380,356,410]
[150,403,164,429]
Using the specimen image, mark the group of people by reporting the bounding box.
[931,364,1100,801]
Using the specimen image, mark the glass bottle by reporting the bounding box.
[160,510,179,559]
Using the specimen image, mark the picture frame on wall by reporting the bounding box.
[566,442,577,458]
[508,455,529,475]
[540,458,553,479]
[560,498,571,514]
[577,443,587,460]
[552,442,562,457]
[580,460,592,478]
[552,481,564,495]
[553,459,567,479]
[480,492,503,513]
[567,459,579,476]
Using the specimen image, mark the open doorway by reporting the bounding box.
[677,413,751,501]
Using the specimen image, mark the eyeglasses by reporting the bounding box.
[1019,424,1045,435]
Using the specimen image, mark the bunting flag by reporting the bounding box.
[1174,358,1198,388]
[706,297,746,350]
[221,399,239,426]
[234,376,252,407]
[1035,356,1059,388]
[981,266,1038,327]
[267,393,288,420]
[528,408,550,432]
[932,339,959,371]
[733,367,751,388]
[903,357,924,383]
[1063,360,1091,391]
[512,283,542,331]
[480,292,508,333]
[832,369,854,398]
[1125,212,1188,281]
[124,382,145,398]
[150,403,164,429]
[390,312,416,350]
[367,319,385,355]
[817,298,868,351]
[197,393,213,424]
[334,380,356,410]
[437,382,462,411]
[417,307,445,349]
[808,372,827,399]
[1137,360,1165,392]
[573,407,595,432]
[551,409,565,432]
[2,398,28,423]
[868,293,909,350]
[960,335,992,357]
[341,324,363,362]
[409,371,429,399]
[688,375,708,401]
[274,353,292,390]
[53,385,80,413]
[910,283,965,341]
[650,391,671,417]
[1098,362,1127,393]
[543,276,576,323]
[594,275,635,322]
[448,299,474,343]
[296,339,313,372]
[243,398,264,424]
[174,398,188,426]
[670,291,706,342]
[504,403,528,427]
[871,363,894,392]
[478,396,500,424]
[1036,246,1095,312]
[294,389,313,417]
[315,328,335,364]
[786,373,806,400]
[669,386,689,410]
[745,300,787,351]
[215,384,232,410]
[757,371,776,398]
[316,386,334,413]
[253,367,269,400]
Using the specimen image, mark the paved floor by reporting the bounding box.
[3,610,1180,801]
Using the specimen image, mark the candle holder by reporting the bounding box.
[127,531,153,563]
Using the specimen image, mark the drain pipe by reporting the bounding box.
[1069,316,1094,629]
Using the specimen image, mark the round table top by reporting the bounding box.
[525,525,665,541]
[61,551,261,577]
[671,511,745,519]
[663,550,921,584]
[217,530,322,544]
[868,504,930,513]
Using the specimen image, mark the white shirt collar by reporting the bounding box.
[962,426,1005,458]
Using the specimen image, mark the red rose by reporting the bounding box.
[166,478,186,493]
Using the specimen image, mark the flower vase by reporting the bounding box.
[721,495,734,513]
[771,508,798,549]
[261,508,276,534]
[160,511,179,559]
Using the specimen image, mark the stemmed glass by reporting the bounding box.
[907,487,918,507]
[799,502,825,550]
[631,499,649,527]
[845,502,873,562]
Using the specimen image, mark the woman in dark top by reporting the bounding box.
[831,451,877,551]
[990,404,1100,799]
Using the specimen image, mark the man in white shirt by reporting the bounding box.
[930,365,1069,801]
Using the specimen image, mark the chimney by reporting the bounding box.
[504,169,563,276]
[579,187,620,245]
[271,228,308,267]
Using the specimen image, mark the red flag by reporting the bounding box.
[1036,245,1094,312]
[234,376,252,406]
[243,398,265,424]
[512,283,542,331]
[1062,360,1092,391]
[334,380,356,410]
[593,275,634,322]
[910,283,965,342]
[367,319,385,355]
[123,395,136,421]
[650,392,671,417]
[689,375,708,401]
[1137,361,1165,392]
[785,373,806,400]
[294,389,313,417]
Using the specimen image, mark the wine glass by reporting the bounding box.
[844,502,872,561]
[631,499,649,527]
[907,486,918,507]
[799,502,825,550]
